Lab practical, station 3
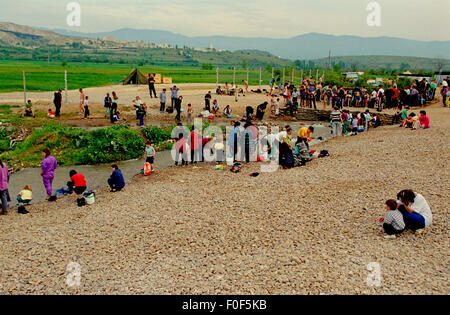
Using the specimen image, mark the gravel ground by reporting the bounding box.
[0,104,448,295]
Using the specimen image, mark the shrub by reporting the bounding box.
[74,125,145,164]
[141,126,172,144]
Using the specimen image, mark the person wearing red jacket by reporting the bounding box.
[69,170,87,195]
[189,127,203,163]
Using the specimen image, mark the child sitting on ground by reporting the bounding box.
[17,185,33,205]
[380,199,405,238]
[47,109,56,118]
[403,112,417,129]
[112,111,125,123]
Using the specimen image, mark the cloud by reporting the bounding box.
[0,0,449,40]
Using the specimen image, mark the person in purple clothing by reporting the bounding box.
[40,148,58,200]
[0,157,10,215]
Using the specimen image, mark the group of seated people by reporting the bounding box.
[216,82,245,96]
[392,107,431,130]
[269,126,329,169]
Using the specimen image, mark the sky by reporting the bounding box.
[1,0,449,41]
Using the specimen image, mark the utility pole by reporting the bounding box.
[233,67,236,86]
[328,50,331,70]
[23,70,27,106]
[216,67,219,89]
[259,67,262,89]
[65,70,68,103]
[48,46,50,66]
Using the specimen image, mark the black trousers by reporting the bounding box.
[175,150,188,165]
[175,108,181,121]
[110,104,117,123]
[160,102,166,112]
[55,102,61,117]
[309,96,316,109]
[392,114,401,125]
[299,137,310,150]
[107,179,123,191]
[149,84,157,98]
[383,223,404,235]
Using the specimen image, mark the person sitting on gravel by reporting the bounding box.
[211,100,220,115]
[418,110,431,129]
[21,100,35,118]
[108,165,125,192]
[112,111,125,124]
[223,105,232,118]
[68,170,87,196]
[396,190,432,234]
[380,199,405,238]
[17,185,33,206]
[402,112,418,129]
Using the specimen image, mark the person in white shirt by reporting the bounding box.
[397,190,432,234]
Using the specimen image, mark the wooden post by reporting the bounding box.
[233,67,236,85]
[292,68,294,82]
[216,67,219,88]
[272,67,274,79]
[259,67,262,89]
[23,70,27,106]
[309,69,312,79]
[65,70,68,103]
[316,69,319,82]
[301,70,304,83]
[283,67,285,83]
[247,68,249,85]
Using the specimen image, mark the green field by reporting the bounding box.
[0,60,311,93]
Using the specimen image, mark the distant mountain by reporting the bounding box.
[0,22,77,46]
[50,28,450,60]
[1,23,448,71]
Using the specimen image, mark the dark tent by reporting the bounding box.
[123,68,148,85]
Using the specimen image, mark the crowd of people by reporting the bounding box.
[264,76,441,114]
[16,73,448,130]
[1,126,434,237]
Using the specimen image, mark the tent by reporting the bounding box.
[123,68,148,85]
